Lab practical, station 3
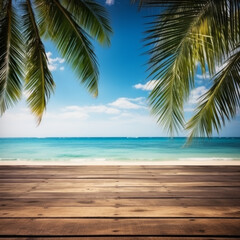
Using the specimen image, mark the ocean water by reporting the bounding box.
[0,137,240,163]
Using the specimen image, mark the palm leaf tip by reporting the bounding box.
[22,0,55,123]
[148,78,185,136]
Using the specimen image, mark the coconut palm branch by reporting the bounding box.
[0,0,24,114]
[137,0,240,138]
[0,0,112,122]
[35,0,99,97]
[22,0,55,123]
[186,47,240,139]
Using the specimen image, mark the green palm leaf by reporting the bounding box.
[147,2,213,135]
[0,0,24,114]
[35,0,99,97]
[186,47,240,139]
[22,0,55,124]
[138,0,240,138]
[1,0,111,122]
[61,0,112,46]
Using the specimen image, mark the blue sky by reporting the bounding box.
[0,0,239,137]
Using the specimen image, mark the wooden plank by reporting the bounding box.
[1,238,239,240]
[19,186,240,193]
[1,198,239,207]
[1,171,240,178]
[2,179,240,187]
[0,172,237,176]
[0,219,240,236]
[1,166,240,176]
[2,186,240,194]
[2,180,240,186]
[1,165,239,170]
[1,173,239,182]
[1,180,240,188]
[1,206,240,217]
[1,191,239,199]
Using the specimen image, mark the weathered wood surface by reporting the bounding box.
[0,165,240,239]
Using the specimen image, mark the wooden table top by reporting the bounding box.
[0,165,240,239]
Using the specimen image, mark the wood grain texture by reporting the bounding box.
[0,165,240,239]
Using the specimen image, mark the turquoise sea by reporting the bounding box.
[0,137,240,163]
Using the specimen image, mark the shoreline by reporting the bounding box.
[1,159,240,165]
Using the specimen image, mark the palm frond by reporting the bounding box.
[0,0,24,114]
[147,2,213,135]
[229,0,240,44]
[201,0,240,64]
[186,47,240,140]
[143,0,240,136]
[35,0,99,97]
[61,0,112,46]
[22,0,55,124]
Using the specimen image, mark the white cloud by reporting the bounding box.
[48,64,57,71]
[134,80,159,91]
[109,97,146,109]
[196,73,210,79]
[184,86,208,112]
[1,93,239,137]
[46,52,65,72]
[184,107,195,112]
[63,105,121,115]
[53,111,88,120]
[0,99,166,137]
[188,86,208,105]
[0,111,165,137]
[110,112,134,121]
[105,0,114,5]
